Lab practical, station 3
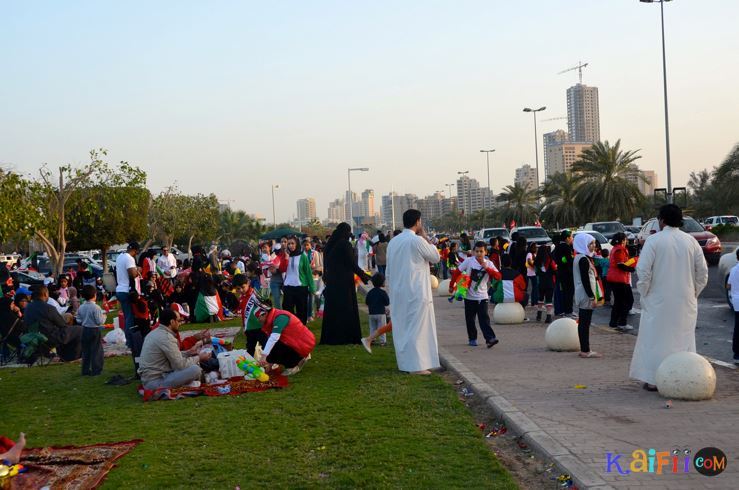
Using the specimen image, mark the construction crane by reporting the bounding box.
[542,116,567,122]
[558,61,589,84]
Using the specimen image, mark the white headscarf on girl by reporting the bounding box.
[573,233,596,257]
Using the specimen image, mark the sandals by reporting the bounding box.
[578,351,602,358]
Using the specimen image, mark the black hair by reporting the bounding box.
[393,229,401,237]
[402,209,422,228]
[611,232,627,246]
[474,241,487,250]
[14,293,28,305]
[535,243,552,268]
[159,308,177,327]
[82,285,97,300]
[736,248,739,260]
[527,242,538,253]
[501,254,512,268]
[601,248,609,258]
[371,273,385,288]
[31,284,48,300]
[658,204,684,228]
[232,273,248,287]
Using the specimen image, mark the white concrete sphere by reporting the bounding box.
[545,318,580,352]
[656,352,716,400]
[430,275,439,290]
[437,279,452,297]
[493,302,525,324]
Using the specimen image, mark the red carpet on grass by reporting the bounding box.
[139,374,289,401]
[8,439,142,489]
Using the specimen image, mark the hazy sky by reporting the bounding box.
[3,1,738,223]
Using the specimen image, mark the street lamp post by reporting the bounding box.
[271,184,279,229]
[640,0,673,202]
[457,170,470,230]
[523,107,546,197]
[480,149,495,229]
[347,167,369,233]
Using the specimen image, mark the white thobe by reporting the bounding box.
[156,253,177,278]
[629,226,709,384]
[357,240,370,271]
[386,229,441,372]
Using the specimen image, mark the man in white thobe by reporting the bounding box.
[156,247,178,279]
[386,209,441,374]
[629,205,709,389]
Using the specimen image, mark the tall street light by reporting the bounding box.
[480,149,495,229]
[640,0,673,201]
[523,106,546,196]
[347,167,369,233]
[271,184,279,229]
[457,170,470,230]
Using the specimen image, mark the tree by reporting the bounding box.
[218,209,265,248]
[150,189,219,252]
[713,143,739,215]
[571,140,646,222]
[540,172,581,228]
[0,168,43,247]
[497,183,538,225]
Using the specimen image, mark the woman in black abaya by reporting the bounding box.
[320,223,371,345]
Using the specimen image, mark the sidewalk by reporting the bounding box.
[434,297,739,489]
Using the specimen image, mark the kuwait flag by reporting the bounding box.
[242,290,267,332]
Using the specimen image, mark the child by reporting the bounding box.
[233,274,267,356]
[362,273,390,350]
[535,244,557,323]
[76,285,106,375]
[525,243,538,307]
[447,241,463,294]
[457,241,502,348]
[491,254,528,308]
[130,290,153,339]
[727,248,739,365]
[595,248,611,305]
[573,233,603,359]
[362,320,392,354]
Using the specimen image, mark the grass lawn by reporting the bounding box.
[1,314,517,489]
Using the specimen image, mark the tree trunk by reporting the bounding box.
[101,244,109,272]
[187,234,195,259]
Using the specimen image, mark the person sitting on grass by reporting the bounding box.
[138,308,209,390]
[24,285,82,361]
[0,432,26,465]
[76,285,106,376]
[254,302,316,376]
[362,273,390,350]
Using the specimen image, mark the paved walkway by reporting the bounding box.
[434,297,738,489]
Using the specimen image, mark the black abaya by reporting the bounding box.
[320,240,369,345]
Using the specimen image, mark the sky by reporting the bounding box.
[3,0,739,223]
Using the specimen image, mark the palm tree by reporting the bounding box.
[713,143,739,214]
[218,209,264,247]
[572,140,646,221]
[497,183,538,225]
[540,172,580,228]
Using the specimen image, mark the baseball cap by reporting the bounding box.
[171,302,190,318]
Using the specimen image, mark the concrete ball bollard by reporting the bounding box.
[437,279,452,297]
[655,351,716,400]
[544,318,580,351]
[430,275,439,290]
[493,302,525,324]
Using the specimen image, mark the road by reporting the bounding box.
[592,243,738,366]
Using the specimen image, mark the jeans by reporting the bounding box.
[81,327,103,375]
[143,364,202,391]
[733,311,739,357]
[528,275,538,306]
[377,265,387,277]
[270,280,283,309]
[463,299,496,342]
[117,291,135,332]
[369,314,388,344]
[116,291,143,374]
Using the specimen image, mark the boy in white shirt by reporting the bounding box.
[458,241,502,348]
[727,248,739,364]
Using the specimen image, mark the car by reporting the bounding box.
[624,225,641,235]
[573,231,612,253]
[145,245,189,263]
[1,254,21,267]
[637,216,722,265]
[510,226,552,246]
[702,215,739,231]
[474,227,511,242]
[719,249,738,308]
[582,221,638,254]
[35,256,105,278]
[10,270,47,289]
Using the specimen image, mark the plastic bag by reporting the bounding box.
[104,326,126,345]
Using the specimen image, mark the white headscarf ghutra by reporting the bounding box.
[573,233,596,257]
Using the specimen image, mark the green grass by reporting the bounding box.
[0,315,517,489]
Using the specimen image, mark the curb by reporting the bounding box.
[439,347,614,490]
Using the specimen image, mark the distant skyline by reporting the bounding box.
[3,1,738,222]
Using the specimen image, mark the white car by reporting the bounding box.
[573,231,612,254]
[719,248,739,308]
[703,215,739,231]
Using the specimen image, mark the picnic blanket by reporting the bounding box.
[6,439,142,489]
[139,374,289,401]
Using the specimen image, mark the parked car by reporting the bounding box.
[573,231,612,254]
[702,215,739,231]
[582,221,638,254]
[11,270,47,289]
[719,249,738,308]
[510,226,552,247]
[637,216,722,264]
[1,254,21,267]
[474,227,511,242]
[624,225,641,235]
[35,256,105,278]
[145,245,189,263]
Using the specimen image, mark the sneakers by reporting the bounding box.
[468,340,478,347]
[447,296,454,303]
[536,311,542,321]
[544,314,552,324]
[486,338,499,348]
[567,313,578,320]
[616,325,635,332]
[361,337,373,354]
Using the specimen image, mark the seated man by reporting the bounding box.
[491,254,529,308]
[138,308,208,390]
[23,285,82,361]
[254,302,316,375]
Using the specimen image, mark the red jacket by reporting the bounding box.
[606,244,632,285]
[262,308,316,358]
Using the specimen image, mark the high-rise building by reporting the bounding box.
[567,84,600,143]
[344,191,358,224]
[626,169,658,196]
[327,198,345,223]
[456,176,493,215]
[514,164,538,192]
[381,192,417,228]
[546,142,591,177]
[360,189,375,219]
[296,198,317,223]
[543,129,569,180]
[415,191,447,221]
